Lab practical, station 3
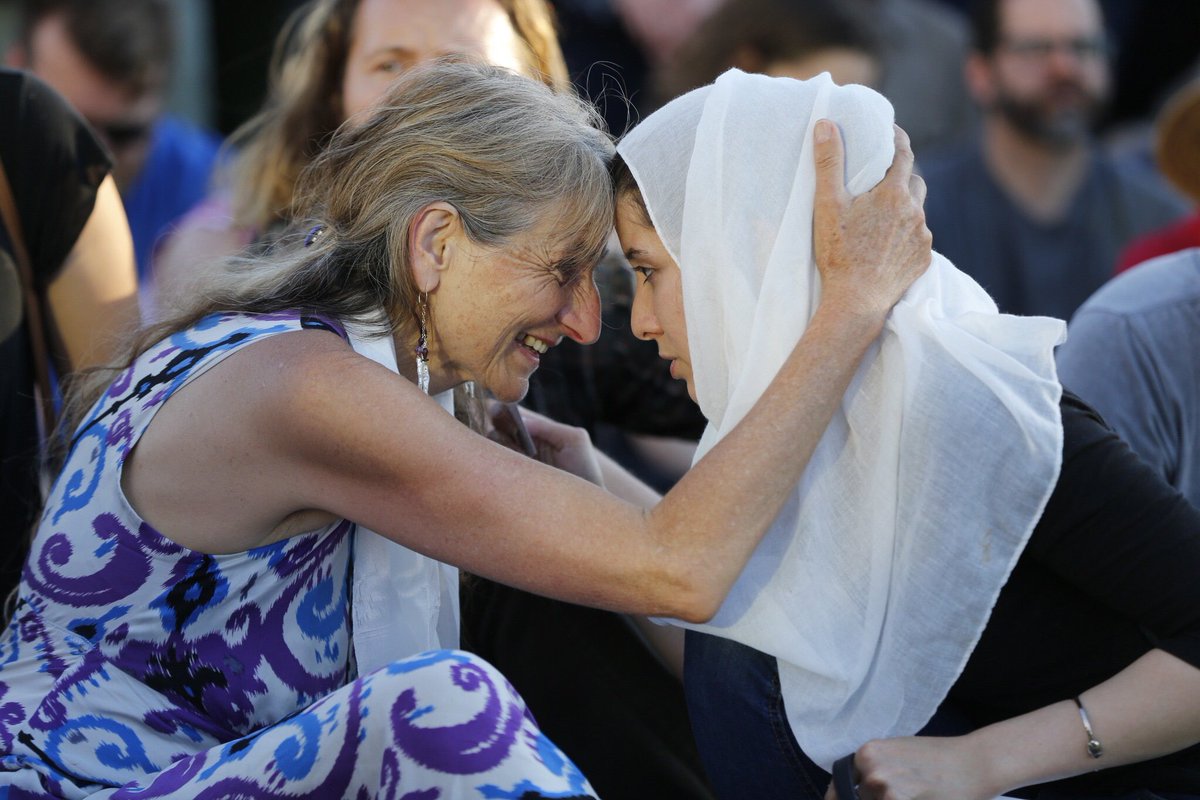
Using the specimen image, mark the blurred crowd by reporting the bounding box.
[3,0,1197,315]
[1,0,1198,797]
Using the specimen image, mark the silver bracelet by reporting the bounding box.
[1073,696,1104,759]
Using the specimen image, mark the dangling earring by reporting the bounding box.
[415,293,430,394]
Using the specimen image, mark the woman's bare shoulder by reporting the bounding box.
[122,326,407,553]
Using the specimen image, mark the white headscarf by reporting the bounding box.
[618,70,1066,768]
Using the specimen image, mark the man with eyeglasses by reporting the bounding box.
[917,0,1188,321]
[6,0,221,288]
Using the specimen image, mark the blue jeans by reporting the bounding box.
[683,629,832,799]
[683,630,1197,800]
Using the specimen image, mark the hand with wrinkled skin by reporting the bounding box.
[812,121,932,324]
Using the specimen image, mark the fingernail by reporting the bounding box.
[814,120,830,143]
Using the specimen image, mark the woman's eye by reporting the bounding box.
[374,60,402,75]
[633,265,654,283]
[550,259,592,289]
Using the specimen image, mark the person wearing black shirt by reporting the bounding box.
[685,392,1200,799]
[0,68,137,602]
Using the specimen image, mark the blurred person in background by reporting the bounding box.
[151,1,711,796]
[546,0,720,139]
[6,0,221,289]
[1115,76,1200,272]
[856,0,977,154]
[919,0,1188,320]
[1056,247,1200,510]
[555,0,973,153]
[654,0,884,102]
[609,0,722,66]
[1057,77,1200,509]
[0,69,137,606]
[153,0,570,300]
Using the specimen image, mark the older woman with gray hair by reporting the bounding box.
[0,61,930,797]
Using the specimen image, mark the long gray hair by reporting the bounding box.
[61,60,615,448]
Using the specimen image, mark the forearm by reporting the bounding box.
[972,649,1200,796]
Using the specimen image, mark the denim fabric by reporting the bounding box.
[684,630,828,799]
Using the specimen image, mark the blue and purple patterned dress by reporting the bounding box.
[0,311,595,799]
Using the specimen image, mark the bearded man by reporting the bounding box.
[917,0,1187,319]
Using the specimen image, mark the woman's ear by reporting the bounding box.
[408,201,461,293]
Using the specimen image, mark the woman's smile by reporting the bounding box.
[421,209,602,401]
[519,333,552,356]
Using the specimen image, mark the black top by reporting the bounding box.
[0,68,110,594]
[949,391,1200,795]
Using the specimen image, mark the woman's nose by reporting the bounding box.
[558,276,602,345]
[630,281,659,341]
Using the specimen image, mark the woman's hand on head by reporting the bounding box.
[811,121,932,321]
[487,403,605,487]
[822,736,1000,800]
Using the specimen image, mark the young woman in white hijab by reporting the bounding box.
[613,69,1200,800]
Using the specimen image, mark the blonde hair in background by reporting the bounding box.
[227,0,571,236]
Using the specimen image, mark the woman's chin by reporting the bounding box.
[482,378,530,405]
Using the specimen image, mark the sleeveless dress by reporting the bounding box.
[0,311,596,799]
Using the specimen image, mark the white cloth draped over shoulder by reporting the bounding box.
[344,321,461,675]
[617,70,1067,769]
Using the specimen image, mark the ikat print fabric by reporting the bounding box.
[0,311,595,799]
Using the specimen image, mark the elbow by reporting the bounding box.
[640,514,728,623]
[674,598,719,625]
[656,568,723,624]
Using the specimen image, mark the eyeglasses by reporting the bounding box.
[998,36,1111,62]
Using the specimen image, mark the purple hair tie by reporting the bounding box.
[304,224,326,247]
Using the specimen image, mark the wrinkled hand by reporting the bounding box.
[823,736,998,800]
[487,402,604,486]
[812,121,932,320]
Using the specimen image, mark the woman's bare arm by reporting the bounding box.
[125,122,930,622]
[836,649,1200,800]
[45,176,138,370]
